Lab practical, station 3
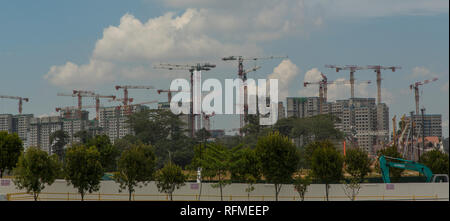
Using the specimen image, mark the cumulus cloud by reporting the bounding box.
[267,59,300,101]
[44,10,262,88]
[411,66,439,79]
[245,59,300,106]
[44,60,115,89]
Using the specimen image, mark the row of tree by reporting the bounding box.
[12,143,187,201]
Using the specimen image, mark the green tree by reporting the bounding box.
[64,144,104,201]
[230,146,261,200]
[114,144,156,201]
[255,132,300,201]
[302,140,336,169]
[126,109,186,145]
[13,147,61,201]
[74,130,93,144]
[345,148,372,182]
[293,171,312,201]
[113,135,141,154]
[419,149,449,175]
[88,135,119,172]
[155,161,187,201]
[376,145,403,182]
[290,114,343,145]
[0,131,23,178]
[310,144,344,201]
[341,177,361,201]
[187,144,206,200]
[202,143,231,201]
[49,130,69,162]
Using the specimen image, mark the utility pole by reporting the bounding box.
[420,108,426,161]
[410,111,415,161]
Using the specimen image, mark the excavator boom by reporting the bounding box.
[379,155,433,183]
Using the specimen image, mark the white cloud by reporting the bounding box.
[44,60,115,89]
[44,10,262,88]
[267,59,300,101]
[45,1,449,88]
[411,66,439,79]
[246,59,300,104]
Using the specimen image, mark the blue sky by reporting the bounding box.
[0,0,448,137]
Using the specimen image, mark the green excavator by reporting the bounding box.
[378,155,449,183]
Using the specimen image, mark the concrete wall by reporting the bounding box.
[0,179,448,201]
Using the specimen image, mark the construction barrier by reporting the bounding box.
[6,191,448,201]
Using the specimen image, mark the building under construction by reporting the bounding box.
[287,97,389,154]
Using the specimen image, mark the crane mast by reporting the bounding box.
[366,65,401,104]
[154,63,216,137]
[409,77,438,115]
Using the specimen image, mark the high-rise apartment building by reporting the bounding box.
[406,114,442,138]
[0,114,13,134]
[28,116,63,153]
[286,97,320,118]
[286,97,389,153]
[98,105,149,143]
[1,114,33,147]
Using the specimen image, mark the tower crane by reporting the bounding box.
[0,95,29,114]
[59,90,115,121]
[304,75,371,114]
[409,77,438,115]
[366,65,401,104]
[57,90,95,120]
[73,90,116,120]
[222,55,286,135]
[115,85,155,115]
[154,63,216,137]
[325,65,368,99]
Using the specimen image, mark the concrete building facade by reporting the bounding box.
[286,97,389,153]
[406,114,442,138]
[0,114,13,134]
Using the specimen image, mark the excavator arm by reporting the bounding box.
[379,155,433,183]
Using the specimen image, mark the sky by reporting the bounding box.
[0,0,448,137]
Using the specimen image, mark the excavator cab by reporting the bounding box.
[431,174,449,183]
